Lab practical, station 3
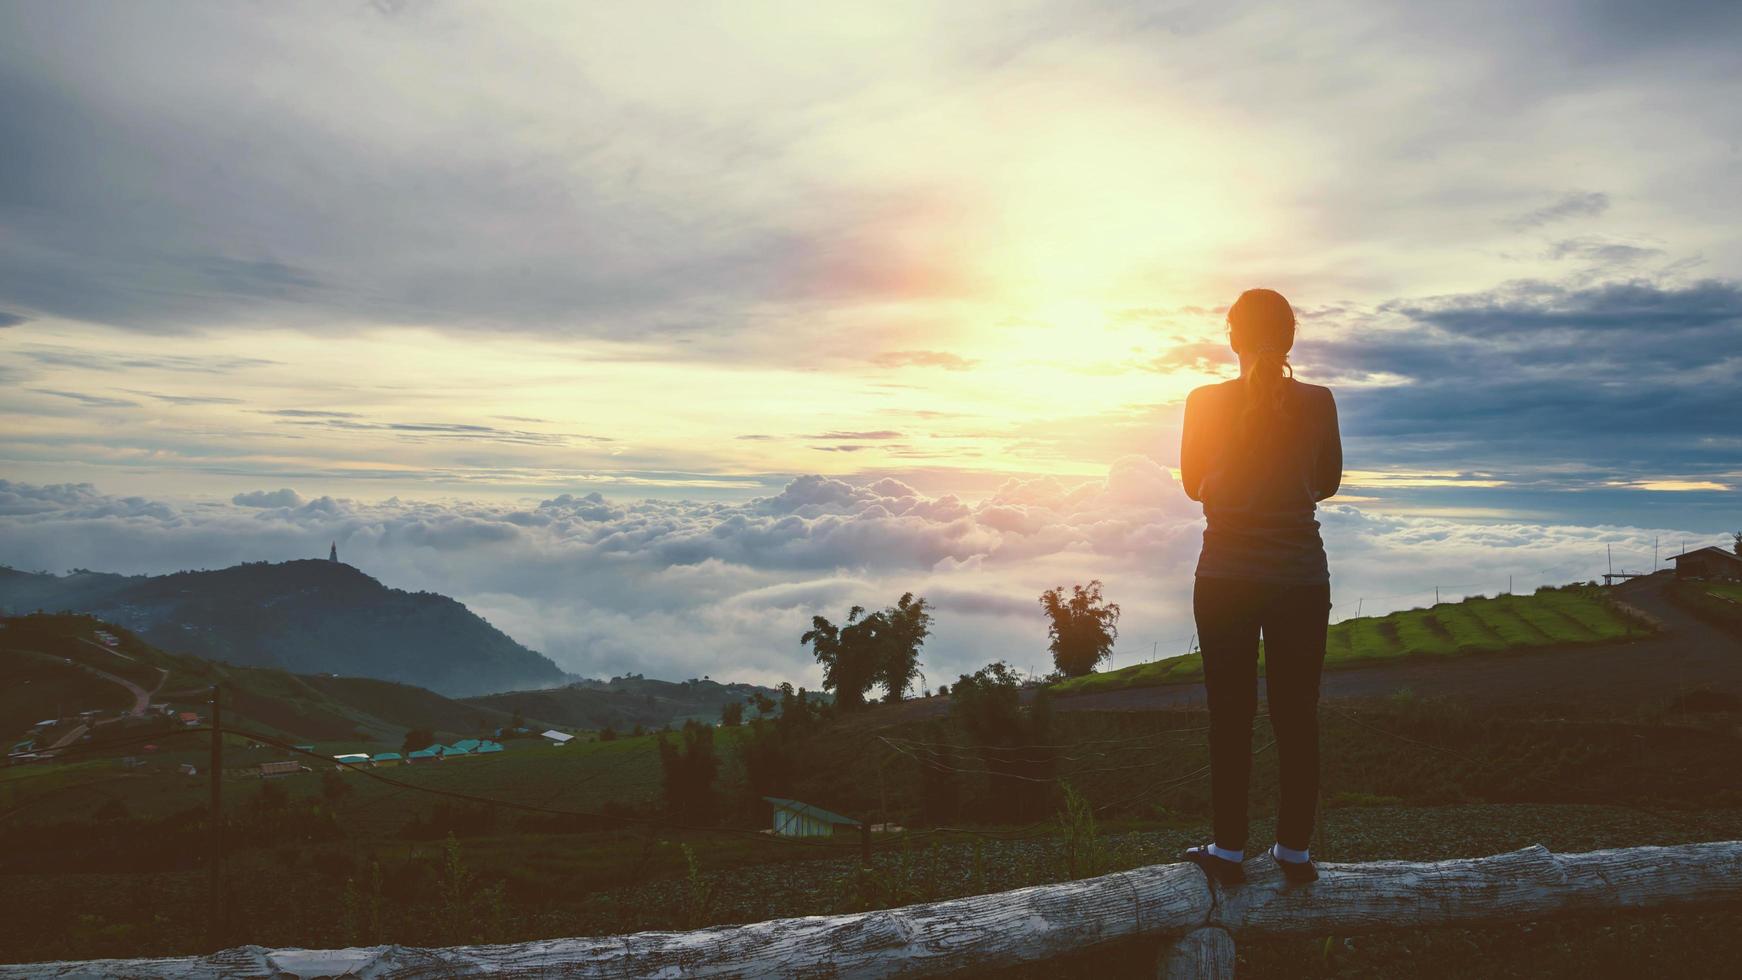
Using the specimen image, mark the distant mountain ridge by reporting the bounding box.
[0,559,567,697]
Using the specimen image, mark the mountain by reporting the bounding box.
[0,613,555,745]
[0,560,566,697]
[465,674,796,732]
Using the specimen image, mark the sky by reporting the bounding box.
[1,1,1738,687]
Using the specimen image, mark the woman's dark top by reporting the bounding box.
[1181,377,1342,584]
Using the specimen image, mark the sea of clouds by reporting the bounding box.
[0,463,1708,690]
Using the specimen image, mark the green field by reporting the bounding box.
[1053,585,1645,696]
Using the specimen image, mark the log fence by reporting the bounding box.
[5,840,1739,979]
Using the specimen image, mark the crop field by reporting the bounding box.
[1054,585,1643,696]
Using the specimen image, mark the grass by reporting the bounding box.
[4,690,1742,968]
[1053,584,1642,696]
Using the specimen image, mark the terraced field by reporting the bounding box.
[1054,586,1644,696]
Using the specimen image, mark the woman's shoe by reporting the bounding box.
[1182,844,1246,886]
[1269,844,1319,884]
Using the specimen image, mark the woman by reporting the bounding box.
[1178,288,1341,886]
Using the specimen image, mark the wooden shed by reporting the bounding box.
[764,797,860,838]
[1670,546,1742,581]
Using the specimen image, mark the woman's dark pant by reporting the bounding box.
[1193,576,1331,853]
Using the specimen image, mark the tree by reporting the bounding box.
[401,728,436,754]
[949,661,1056,821]
[876,593,933,703]
[720,701,743,727]
[803,607,883,709]
[658,720,718,821]
[598,725,617,742]
[1732,530,1741,557]
[1039,580,1121,678]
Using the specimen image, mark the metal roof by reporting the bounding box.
[1669,546,1742,564]
[541,730,573,742]
[763,796,860,826]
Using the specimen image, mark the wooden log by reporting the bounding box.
[1217,841,1742,935]
[4,863,1210,979]
[1158,926,1235,980]
[5,841,1739,979]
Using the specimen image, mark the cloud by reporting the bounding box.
[873,351,979,371]
[0,311,26,328]
[1292,278,1742,489]
[232,488,305,508]
[1504,191,1610,229]
[28,388,139,408]
[0,471,1720,689]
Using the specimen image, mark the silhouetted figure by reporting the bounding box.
[1179,288,1340,886]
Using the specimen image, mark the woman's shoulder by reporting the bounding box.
[1288,378,1336,404]
[1187,379,1244,404]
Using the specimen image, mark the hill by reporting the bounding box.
[1052,582,1648,696]
[0,613,541,747]
[0,560,566,697]
[464,674,791,732]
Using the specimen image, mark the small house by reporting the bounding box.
[764,796,860,838]
[1670,546,1742,581]
[370,752,403,768]
[541,730,574,746]
[179,712,201,727]
[292,744,315,754]
[333,753,371,769]
[259,760,300,778]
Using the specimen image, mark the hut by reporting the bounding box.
[1670,546,1742,581]
[764,797,860,838]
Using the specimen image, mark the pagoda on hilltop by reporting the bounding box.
[329,541,338,563]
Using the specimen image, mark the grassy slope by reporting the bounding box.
[1053,585,1644,696]
[0,614,544,747]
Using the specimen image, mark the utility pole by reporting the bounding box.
[1355,598,1362,617]
[208,684,222,949]
[1607,544,1613,579]
[1435,586,1440,605]
[1654,537,1659,569]
[1508,575,1513,595]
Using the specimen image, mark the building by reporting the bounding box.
[178,711,201,727]
[541,730,574,746]
[259,761,300,778]
[448,738,482,755]
[1670,546,1742,581]
[764,797,860,838]
[475,740,504,755]
[179,763,198,776]
[333,753,371,769]
[370,752,403,767]
[406,746,444,763]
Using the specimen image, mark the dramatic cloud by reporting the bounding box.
[0,472,1719,689]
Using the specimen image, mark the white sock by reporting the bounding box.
[1272,843,1310,864]
[1207,843,1244,862]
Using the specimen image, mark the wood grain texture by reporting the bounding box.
[6,841,1737,979]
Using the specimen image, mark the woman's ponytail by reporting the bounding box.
[1226,288,1298,439]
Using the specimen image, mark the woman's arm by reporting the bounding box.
[1180,388,1205,502]
[1314,389,1343,502]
